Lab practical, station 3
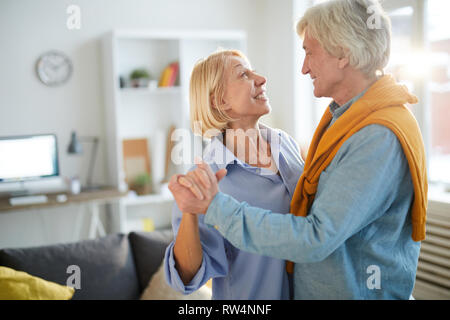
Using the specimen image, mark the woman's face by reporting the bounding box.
[220,56,271,122]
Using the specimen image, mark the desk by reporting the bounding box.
[0,188,126,239]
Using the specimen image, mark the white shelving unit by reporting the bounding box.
[122,193,174,206]
[101,29,246,233]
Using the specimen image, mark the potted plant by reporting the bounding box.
[130,69,150,88]
[131,173,153,195]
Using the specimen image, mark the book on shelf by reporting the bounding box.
[158,62,179,87]
[167,62,179,86]
[158,67,171,87]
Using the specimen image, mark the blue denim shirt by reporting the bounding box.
[164,124,304,299]
[204,96,421,299]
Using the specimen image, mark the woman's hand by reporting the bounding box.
[168,160,227,214]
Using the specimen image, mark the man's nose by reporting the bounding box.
[301,58,310,75]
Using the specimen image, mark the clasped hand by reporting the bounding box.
[168,160,227,214]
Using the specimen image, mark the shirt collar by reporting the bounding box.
[202,123,281,171]
[329,88,368,120]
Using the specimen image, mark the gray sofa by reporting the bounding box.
[0,229,173,300]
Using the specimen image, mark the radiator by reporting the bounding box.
[413,199,450,300]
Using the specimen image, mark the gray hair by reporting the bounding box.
[297,0,391,78]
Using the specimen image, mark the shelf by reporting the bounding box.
[122,192,174,206]
[102,29,246,234]
[119,86,181,95]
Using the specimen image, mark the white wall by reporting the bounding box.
[249,0,315,147]
[0,0,275,185]
[0,0,305,248]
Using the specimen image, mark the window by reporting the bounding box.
[386,0,450,184]
[425,0,450,184]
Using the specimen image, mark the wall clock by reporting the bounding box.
[36,50,73,86]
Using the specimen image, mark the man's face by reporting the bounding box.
[301,30,345,99]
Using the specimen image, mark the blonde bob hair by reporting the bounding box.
[297,0,391,78]
[189,49,248,138]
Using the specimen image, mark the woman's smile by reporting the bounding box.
[254,91,268,101]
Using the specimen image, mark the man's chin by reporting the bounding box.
[313,85,329,99]
[313,88,323,98]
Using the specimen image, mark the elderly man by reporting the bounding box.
[169,0,427,299]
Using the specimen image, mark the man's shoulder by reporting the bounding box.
[336,124,406,164]
[348,123,401,146]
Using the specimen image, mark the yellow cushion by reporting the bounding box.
[0,266,74,300]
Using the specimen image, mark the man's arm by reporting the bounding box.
[194,125,411,263]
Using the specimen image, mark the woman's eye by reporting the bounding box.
[241,72,248,78]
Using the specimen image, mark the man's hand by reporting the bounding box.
[168,161,227,214]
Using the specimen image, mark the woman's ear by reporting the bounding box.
[210,94,218,109]
[211,94,231,111]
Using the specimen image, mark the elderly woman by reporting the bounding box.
[164,49,304,299]
[170,0,427,300]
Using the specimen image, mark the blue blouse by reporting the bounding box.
[164,124,304,299]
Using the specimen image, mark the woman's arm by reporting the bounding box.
[172,168,216,284]
[166,167,228,288]
[173,212,203,284]
[164,202,229,294]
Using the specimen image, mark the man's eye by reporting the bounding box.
[241,72,249,78]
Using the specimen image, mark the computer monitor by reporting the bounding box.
[0,134,65,196]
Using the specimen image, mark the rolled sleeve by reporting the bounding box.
[164,203,229,294]
[164,242,208,294]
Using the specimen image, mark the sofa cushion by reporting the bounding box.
[140,259,211,300]
[129,229,173,292]
[0,266,74,300]
[0,234,140,300]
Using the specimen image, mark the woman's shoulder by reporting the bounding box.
[260,123,301,153]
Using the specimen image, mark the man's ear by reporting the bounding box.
[338,56,350,69]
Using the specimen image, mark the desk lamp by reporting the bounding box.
[67,131,100,191]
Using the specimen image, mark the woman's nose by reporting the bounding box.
[254,73,267,86]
